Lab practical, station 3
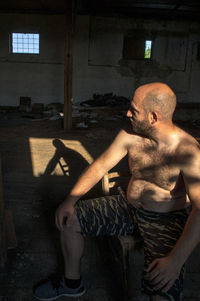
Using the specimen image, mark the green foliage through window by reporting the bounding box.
[144,40,152,59]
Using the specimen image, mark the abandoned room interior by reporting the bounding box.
[0,0,200,300]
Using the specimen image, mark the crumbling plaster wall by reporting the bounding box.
[0,13,200,107]
[73,16,200,104]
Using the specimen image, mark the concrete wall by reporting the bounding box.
[0,14,65,106]
[0,13,200,106]
[73,16,200,104]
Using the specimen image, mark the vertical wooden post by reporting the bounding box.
[64,0,73,131]
[0,158,7,266]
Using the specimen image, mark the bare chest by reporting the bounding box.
[128,146,180,190]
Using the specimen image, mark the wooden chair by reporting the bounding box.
[102,171,143,300]
[102,171,131,197]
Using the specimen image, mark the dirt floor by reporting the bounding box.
[0,110,200,301]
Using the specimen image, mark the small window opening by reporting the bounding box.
[123,36,152,60]
[11,33,40,54]
[144,40,152,59]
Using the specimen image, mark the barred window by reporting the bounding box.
[11,33,40,54]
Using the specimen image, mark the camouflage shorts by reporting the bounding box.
[75,195,191,301]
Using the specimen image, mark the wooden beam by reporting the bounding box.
[0,9,65,14]
[0,158,7,266]
[64,0,73,131]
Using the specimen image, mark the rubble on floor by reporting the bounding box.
[79,92,130,107]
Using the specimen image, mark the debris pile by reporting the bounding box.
[79,93,130,107]
[43,103,64,120]
[192,119,200,128]
[1,93,130,128]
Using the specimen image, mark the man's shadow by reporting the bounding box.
[40,138,89,204]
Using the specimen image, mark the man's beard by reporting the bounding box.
[130,118,155,138]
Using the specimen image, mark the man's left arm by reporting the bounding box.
[147,143,200,292]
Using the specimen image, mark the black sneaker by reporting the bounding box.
[33,276,86,300]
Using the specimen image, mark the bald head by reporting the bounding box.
[136,82,177,121]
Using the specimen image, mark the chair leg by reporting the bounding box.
[120,242,131,300]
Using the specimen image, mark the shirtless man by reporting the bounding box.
[34,82,200,301]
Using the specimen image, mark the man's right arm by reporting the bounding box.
[55,129,130,230]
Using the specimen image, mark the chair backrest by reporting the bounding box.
[102,171,130,196]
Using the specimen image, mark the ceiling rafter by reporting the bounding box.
[0,0,199,21]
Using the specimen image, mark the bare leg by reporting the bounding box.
[60,212,84,279]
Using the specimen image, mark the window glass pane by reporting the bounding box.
[11,33,40,54]
[144,40,152,59]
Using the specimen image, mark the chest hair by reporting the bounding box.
[128,142,179,188]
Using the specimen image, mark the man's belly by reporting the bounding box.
[126,178,191,212]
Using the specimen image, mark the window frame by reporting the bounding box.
[122,35,153,61]
[10,32,40,55]
[144,40,152,59]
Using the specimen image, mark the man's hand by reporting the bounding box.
[146,256,182,292]
[55,201,75,231]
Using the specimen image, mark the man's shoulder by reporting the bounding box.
[176,127,200,158]
[118,125,145,145]
[174,129,200,179]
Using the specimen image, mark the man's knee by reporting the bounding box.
[63,211,82,234]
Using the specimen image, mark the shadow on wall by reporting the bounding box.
[38,138,89,205]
